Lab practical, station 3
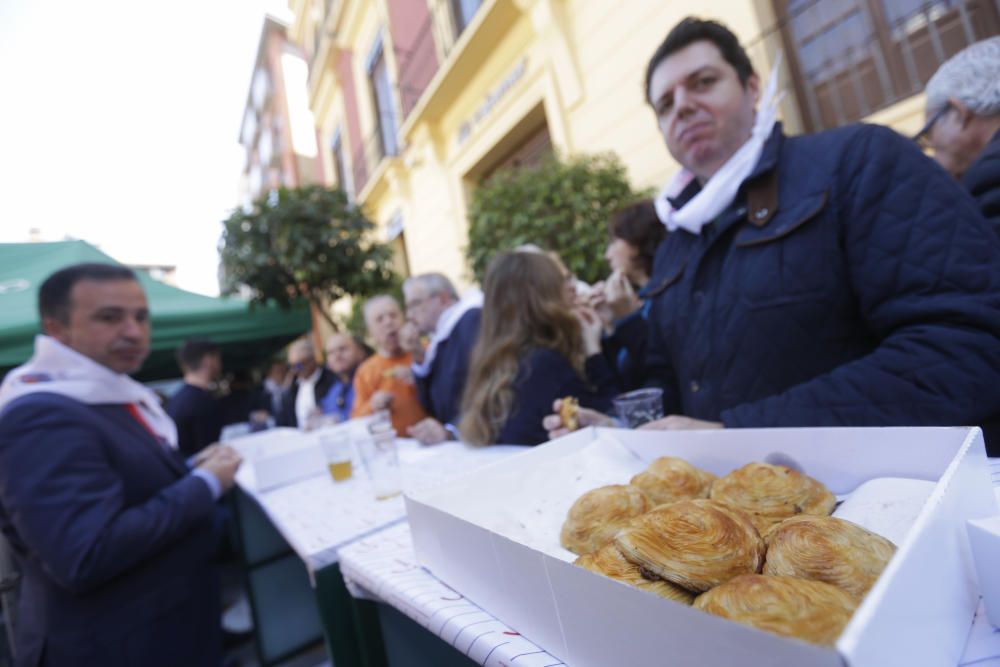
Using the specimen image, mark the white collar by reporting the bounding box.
[0,335,178,447]
[412,289,483,378]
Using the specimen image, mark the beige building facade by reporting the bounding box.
[286,0,998,288]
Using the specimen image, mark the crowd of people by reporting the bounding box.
[0,16,998,667]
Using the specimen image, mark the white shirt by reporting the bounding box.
[295,368,321,428]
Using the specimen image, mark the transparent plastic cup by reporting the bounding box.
[357,429,402,500]
[319,430,353,482]
[612,388,665,428]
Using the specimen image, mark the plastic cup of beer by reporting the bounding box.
[612,388,665,428]
[357,429,402,500]
[320,430,353,482]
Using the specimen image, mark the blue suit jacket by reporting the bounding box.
[0,393,223,667]
[416,308,481,426]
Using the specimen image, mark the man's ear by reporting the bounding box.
[747,72,762,105]
[948,97,973,128]
[42,316,69,344]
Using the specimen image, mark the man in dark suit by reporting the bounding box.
[402,273,482,444]
[167,337,223,457]
[277,338,336,428]
[0,263,242,667]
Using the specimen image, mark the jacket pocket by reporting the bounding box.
[732,192,840,310]
[734,190,828,248]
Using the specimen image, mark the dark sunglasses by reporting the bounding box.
[912,103,951,149]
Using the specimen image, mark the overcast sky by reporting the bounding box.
[0,0,289,296]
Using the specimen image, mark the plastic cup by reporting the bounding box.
[612,388,665,428]
[357,429,402,500]
[319,430,353,482]
[367,409,393,435]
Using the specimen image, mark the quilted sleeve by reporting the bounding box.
[723,125,1000,428]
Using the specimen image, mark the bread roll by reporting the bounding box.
[630,456,717,506]
[694,574,858,647]
[575,543,694,605]
[710,462,836,533]
[763,515,896,599]
[560,484,649,555]
[614,499,764,592]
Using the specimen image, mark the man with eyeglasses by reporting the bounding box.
[401,273,482,444]
[278,338,336,428]
[920,36,1000,227]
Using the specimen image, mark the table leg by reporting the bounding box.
[314,564,388,667]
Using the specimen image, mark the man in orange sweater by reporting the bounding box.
[350,295,427,434]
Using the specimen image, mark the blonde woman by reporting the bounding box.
[459,251,616,445]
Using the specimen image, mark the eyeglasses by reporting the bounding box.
[913,104,950,149]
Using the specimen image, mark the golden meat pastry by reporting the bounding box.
[630,456,717,506]
[763,515,897,599]
[560,484,649,555]
[559,396,580,431]
[574,543,694,605]
[710,462,836,533]
[694,574,858,647]
[614,499,765,592]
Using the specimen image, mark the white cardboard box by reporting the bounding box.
[405,427,996,667]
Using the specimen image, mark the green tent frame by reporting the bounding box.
[0,241,311,381]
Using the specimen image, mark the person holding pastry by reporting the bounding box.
[459,251,617,445]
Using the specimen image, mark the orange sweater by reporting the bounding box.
[350,352,427,434]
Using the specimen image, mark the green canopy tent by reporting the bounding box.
[0,241,311,381]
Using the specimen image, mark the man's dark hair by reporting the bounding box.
[176,338,220,373]
[38,263,138,323]
[645,17,755,103]
[609,200,666,278]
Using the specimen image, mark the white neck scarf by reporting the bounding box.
[655,55,784,235]
[0,335,179,448]
[412,289,483,379]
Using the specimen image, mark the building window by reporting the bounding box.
[775,0,1000,130]
[368,38,400,159]
[451,0,483,37]
[330,130,352,197]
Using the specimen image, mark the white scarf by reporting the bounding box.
[655,55,784,235]
[412,289,483,379]
[0,335,179,448]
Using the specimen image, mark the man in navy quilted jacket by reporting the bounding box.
[548,18,1000,453]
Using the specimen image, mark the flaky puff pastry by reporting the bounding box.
[630,456,718,506]
[694,574,858,647]
[710,463,836,533]
[763,515,896,599]
[560,484,649,555]
[614,499,765,592]
[575,543,694,605]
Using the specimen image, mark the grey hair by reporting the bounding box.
[362,294,401,323]
[288,337,314,357]
[403,273,458,300]
[926,37,1000,116]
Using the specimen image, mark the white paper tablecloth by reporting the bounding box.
[232,429,525,574]
[339,523,566,667]
[338,460,1000,667]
